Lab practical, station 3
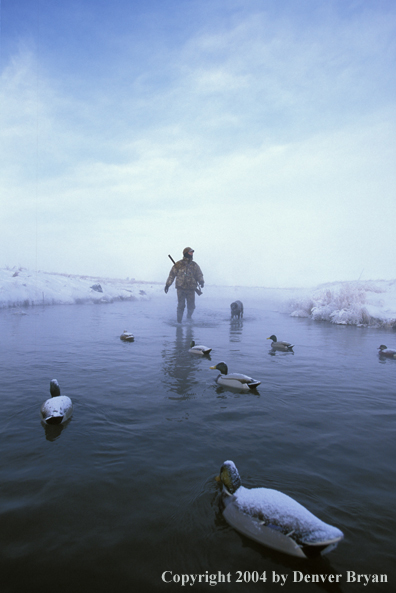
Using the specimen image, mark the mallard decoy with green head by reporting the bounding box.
[216,460,344,558]
[267,335,294,351]
[210,362,260,390]
[378,345,396,358]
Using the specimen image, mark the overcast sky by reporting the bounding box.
[1,0,395,287]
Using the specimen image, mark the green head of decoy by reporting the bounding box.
[210,362,228,375]
[219,461,242,494]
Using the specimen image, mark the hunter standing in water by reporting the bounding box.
[164,247,205,323]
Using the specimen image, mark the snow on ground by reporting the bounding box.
[0,267,295,311]
[286,279,396,328]
[1,267,396,329]
[0,267,163,308]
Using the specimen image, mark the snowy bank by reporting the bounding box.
[0,267,299,310]
[0,267,163,309]
[287,280,396,328]
[2,268,396,329]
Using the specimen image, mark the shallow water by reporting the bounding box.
[0,290,395,593]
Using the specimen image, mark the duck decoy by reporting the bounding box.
[188,340,212,355]
[40,379,73,425]
[267,335,294,351]
[120,330,134,342]
[378,345,396,358]
[216,460,344,558]
[210,362,260,390]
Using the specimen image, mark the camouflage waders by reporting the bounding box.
[176,289,196,323]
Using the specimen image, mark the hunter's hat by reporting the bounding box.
[183,247,194,255]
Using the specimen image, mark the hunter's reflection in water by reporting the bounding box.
[162,324,211,400]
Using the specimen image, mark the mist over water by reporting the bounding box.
[1,292,395,592]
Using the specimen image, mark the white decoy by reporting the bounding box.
[120,330,134,342]
[188,340,212,355]
[210,362,260,390]
[216,460,344,558]
[40,379,73,425]
[267,335,294,351]
[378,345,396,358]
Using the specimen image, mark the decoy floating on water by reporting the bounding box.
[267,335,294,351]
[216,460,344,558]
[120,330,134,342]
[188,340,212,355]
[40,379,73,425]
[210,362,260,390]
[378,345,396,358]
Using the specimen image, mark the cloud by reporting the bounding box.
[1,2,395,286]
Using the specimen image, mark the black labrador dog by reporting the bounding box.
[230,300,244,319]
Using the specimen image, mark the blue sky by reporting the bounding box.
[1,0,395,286]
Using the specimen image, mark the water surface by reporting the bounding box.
[1,291,395,592]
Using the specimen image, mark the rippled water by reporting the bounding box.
[1,290,395,593]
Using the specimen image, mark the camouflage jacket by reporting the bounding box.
[166,258,204,290]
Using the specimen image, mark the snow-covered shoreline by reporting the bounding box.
[2,267,396,329]
[287,279,396,328]
[0,267,163,308]
[0,267,289,309]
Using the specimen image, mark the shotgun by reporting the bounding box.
[168,254,202,296]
